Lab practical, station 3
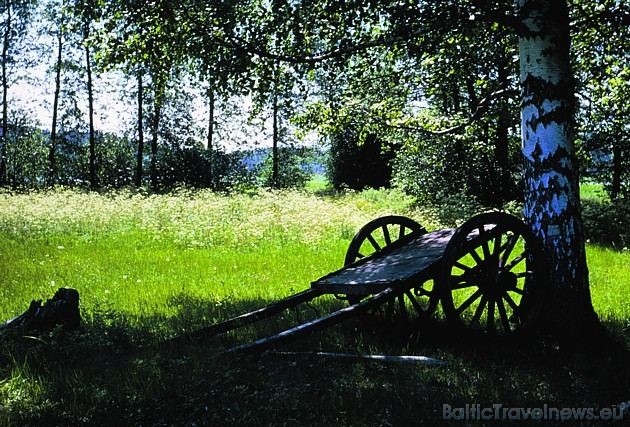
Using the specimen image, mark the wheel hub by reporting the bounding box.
[476,267,517,299]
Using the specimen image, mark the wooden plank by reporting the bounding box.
[187,288,322,340]
[312,228,455,292]
[222,287,399,354]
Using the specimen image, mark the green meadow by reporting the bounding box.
[1,187,629,426]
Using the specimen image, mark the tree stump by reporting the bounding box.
[0,288,81,333]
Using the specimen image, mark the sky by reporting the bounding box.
[11,56,317,152]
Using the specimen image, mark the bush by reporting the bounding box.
[392,127,522,207]
[327,129,395,191]
[258,147,311,189]
[156,143,259,191]
[582,198,630,249]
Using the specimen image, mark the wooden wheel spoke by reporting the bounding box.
[356,252,365,259]
[451,282,478,291]
[496,298,511,333]
[468,248,483,266]
[486,299,495,332]
[492,233,502,258]
[453,261,471,271]
[508,287,524,296]
[366,234,381,252]
[515,271,534,279]
[470,295,487,324]
[478,227,491,259]
[503,292,519,312]
[504,251,526,271]
[404,290,424,316]
[500,234,520,266]
[452,265,481,281]
[382,225,392,246]
[456,289,483,315]
[398,225,406,239]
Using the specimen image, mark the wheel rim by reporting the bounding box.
[344,215,426,266]
[439,212,547,338]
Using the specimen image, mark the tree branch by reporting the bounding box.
[388,86,517,136]
[221,31,422,65]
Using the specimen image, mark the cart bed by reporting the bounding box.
[312,228,456,294]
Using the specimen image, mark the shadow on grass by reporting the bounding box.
[1,292,629,427]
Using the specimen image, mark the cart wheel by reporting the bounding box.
[438,212,547,339]
[343,216,437,320]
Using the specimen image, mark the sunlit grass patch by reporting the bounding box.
[580,181,608,203]
[0,188,629,426]
[587,245,630,321]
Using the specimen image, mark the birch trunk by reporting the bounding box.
[207,85,214,187]
[518,0,602,347]
[271,82,279,189]
[0,4,10,184]
[135,72,144,187]
[496,56,510,200]
[150,82,164,190]
[84,24,96,189]
[610,132,622,201]
[49,29,63,185]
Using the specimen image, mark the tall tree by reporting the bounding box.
[74,0,99,189]
[96,0,185,189]
[1,0,35,184]
[206,83,215,182]
[135,70,144,187]
[517,0,603,344]
[270,62,279,187]
[48,1,64,183]
[148,71,167,189]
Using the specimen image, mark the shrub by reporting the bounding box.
[391,128,522,207]
[582,198,630,249]
[258,147,311,189]
[327,129,395,191]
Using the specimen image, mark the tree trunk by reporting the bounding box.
[271,83,279,188]
[518,0,602,348]
[150,82,164,190]
[135,72,144,187]
[49,29,63,185]
[207,85,214,187]
[496,55,510,201]
[0,4,10,185]
[84,24,96,190]
[610,133,622,201]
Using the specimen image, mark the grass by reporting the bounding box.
[0,187,629,426]
[304,174,329,193]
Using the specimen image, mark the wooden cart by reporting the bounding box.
[193,212,548,353]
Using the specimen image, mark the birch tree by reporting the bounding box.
[47,0,64,183]
[0,0,35,185]
[517,0,603,344]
